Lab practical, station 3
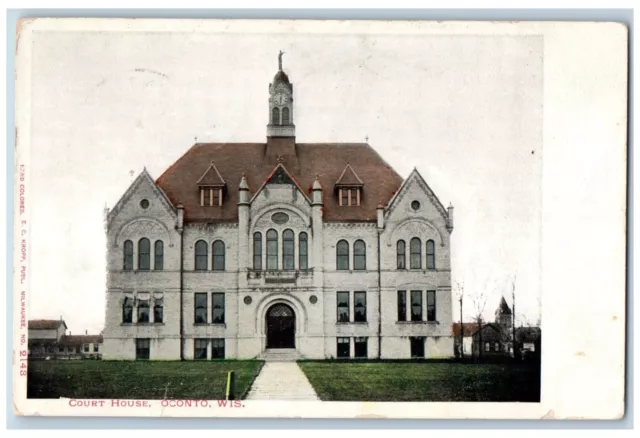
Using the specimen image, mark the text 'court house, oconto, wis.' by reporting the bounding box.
[103,52,456,361]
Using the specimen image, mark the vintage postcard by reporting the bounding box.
[12,18,627,419]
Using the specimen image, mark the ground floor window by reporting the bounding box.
[410,337,425,358]
[194,339,208,360]
[494,342,500,352]
[84,344,89,353]
[93,344,99,353]
[212,338,225,359]
[354,337,368,358]
[136,338,150,360]
[484,341,491,352]
[337,337,350,358]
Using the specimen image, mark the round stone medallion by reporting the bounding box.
[411,200,421,211]
[140,199,150,209]
[309,295,318,304]
[271,212,290,224]
[243,296,253,305]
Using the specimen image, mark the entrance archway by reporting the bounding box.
[266,303,296,349]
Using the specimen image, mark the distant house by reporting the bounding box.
[451,322,482,357]
[27,319,67,359]
[515,327,541,357]
[56,334,104,360]
[471,297,514,358]
[28,319,103,360]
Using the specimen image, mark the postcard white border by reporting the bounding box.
[12,18,628,420]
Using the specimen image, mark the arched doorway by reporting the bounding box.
[266,303,295,349]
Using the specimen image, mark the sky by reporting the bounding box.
[24,24,543,335]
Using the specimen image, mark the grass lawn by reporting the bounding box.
[27,360,264,400]
[298,360,540,402]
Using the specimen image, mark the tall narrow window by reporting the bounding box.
[350,188,359,206]
[354,337,368,358]
[212,293,225,324]
[337,337,350,358]
[426,240,436,270]
[154,297,164,323]
[137,298,150,323]
[336,240,349,270]
[212,339,225,359]
[253,232,262,270]
[396,240,406,269]
[337,291,350,322]
[195,240,208,271]
[194,293,208,324]
[354,291,367,322]
[282,107,290,124]
[340,189,349,206]
[354,240,366,270]
[154,240,164,270]
[427,290,436,322]
[122,297,133,323]
[123,240,134,270]
[410,237,422,269]
[397,290,407,321]
[282,229,295,270]
[194,339,208,360]
[135,339,150,360]
[299,232,308,270]
[138,238,150,270]
[494,342,500,352]
[212,189,221,206]
[212,240,225,271]
[411,290,423,322]
[267,229,278,270]
[271,107,280,125]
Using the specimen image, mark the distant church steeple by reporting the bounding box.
[268,50,295,138]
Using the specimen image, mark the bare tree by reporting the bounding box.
[454,281,465,359]
[471,289,488,359]
[511,275,517,360]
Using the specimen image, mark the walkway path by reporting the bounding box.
[245,362,320,401]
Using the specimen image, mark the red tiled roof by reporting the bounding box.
[28,319,67,330]
[59,335,103,346]
[451,322,483,337]
[156,142,404,223]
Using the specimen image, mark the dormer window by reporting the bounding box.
[339,188,360,206]
[200,187,223,207]
[335,163,364,207]
[197,161,226,207]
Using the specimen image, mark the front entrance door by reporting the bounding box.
[266,303,295,349]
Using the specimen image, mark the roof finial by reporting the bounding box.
[365,135,369,142]
[278,50,285,71]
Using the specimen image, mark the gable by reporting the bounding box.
[385,169,450,225]
[107,169,177,230]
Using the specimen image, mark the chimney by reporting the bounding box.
[177,204,184,231]
[85,329,88,335]
[377,202,385,229]
[447,203,454,232]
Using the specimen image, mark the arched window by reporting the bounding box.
[426,239,436,270]
[212,240,225,271]
[354,240,366,270]
[282,107,290,124]
[336,240,350,270]
[299,232,308,270]
[267,229,278,270]
[154,240,164,270]
[271,107,280,125]
[282,229,295,270]
[396,240,406,269]
[195,240,208,271]
[253,232,262,270]
[123,240,134,271]
[138,238,150,271]
[410,237,422,269]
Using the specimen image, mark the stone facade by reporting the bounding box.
[103,58,456,360]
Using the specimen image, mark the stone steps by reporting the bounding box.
[259,348,302,362]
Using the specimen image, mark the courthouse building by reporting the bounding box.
[103,55,456,360]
